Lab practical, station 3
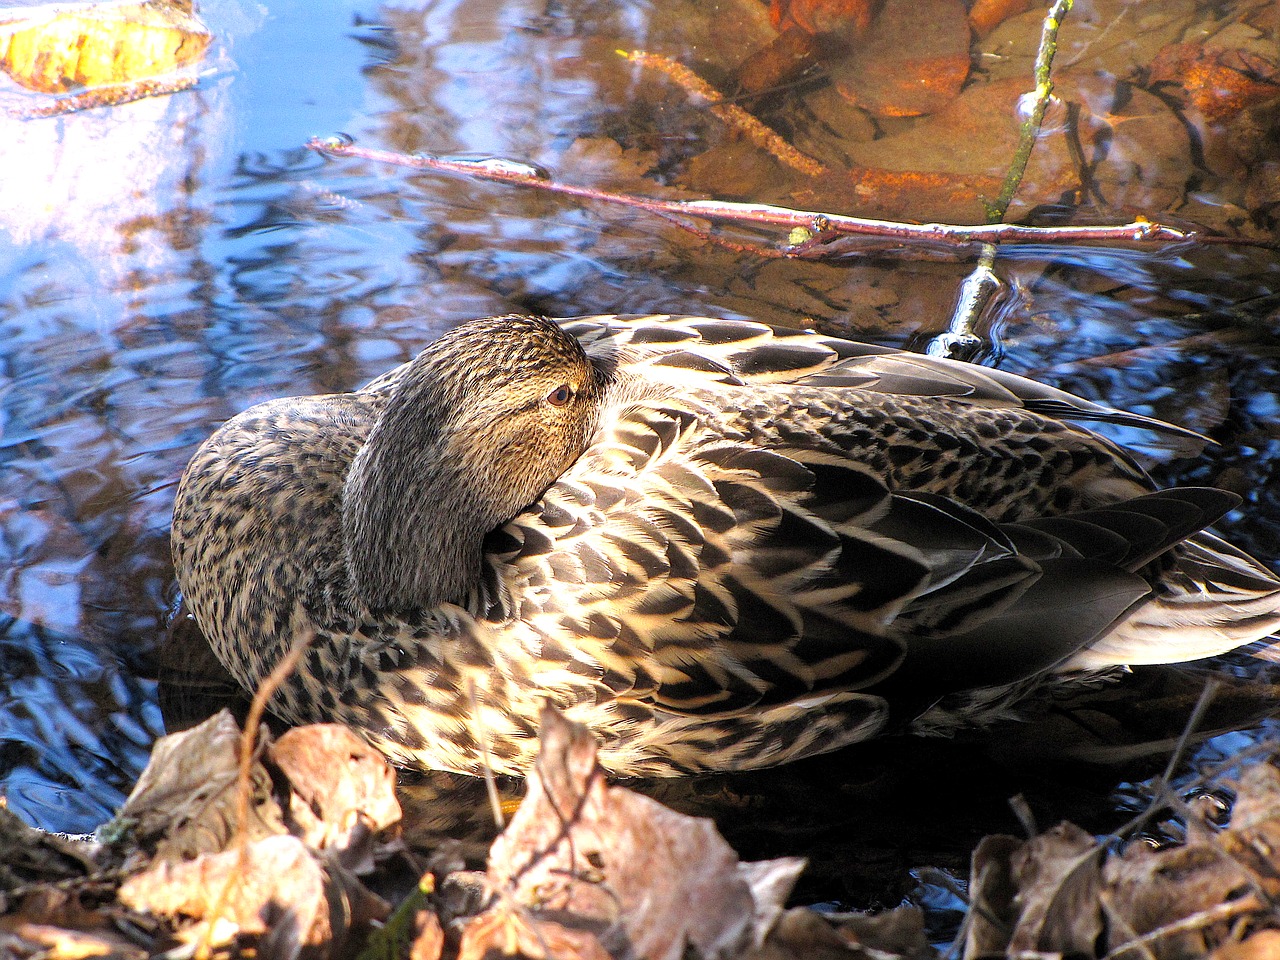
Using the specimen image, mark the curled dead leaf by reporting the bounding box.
[1006,822,1103,957]
[964,834,1022,957]
[268,723,401,873]
[467,707,805,960]
[109,709,286,862]
[118,833,387,960]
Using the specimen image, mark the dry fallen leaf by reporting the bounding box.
[0,803,97,897]
[968,0,1035,38]
[109,709,286,861]
[464,707,805,960]
[747,905,933,960]
[966,822,1104,958]
[118,833,387,960]
[1212,929,1280,960]
[734,25,828,99]
[1103,842,1255,959]
[962,758,1280,959]
[964,834,1022,958]
[1220,761,1280,900]
[0,922,149,960]
[269,723,402,873]
[410,907,446,960]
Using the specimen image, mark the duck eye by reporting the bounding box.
[546,384,573,407]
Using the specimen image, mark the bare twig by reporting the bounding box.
[306,136,1195,250]
[989,0,1075,222]
[1102,894,1264,960]
[5,75,199,119]
[619,50,827,178]
[930,0,1074,358]
[196,631,313,960]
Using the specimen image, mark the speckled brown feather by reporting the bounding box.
[171,314,1280,777]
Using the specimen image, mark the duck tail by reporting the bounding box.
[1061,531,1280,671]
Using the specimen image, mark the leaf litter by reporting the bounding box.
[4,701,1280,959]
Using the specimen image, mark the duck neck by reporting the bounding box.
[341,389,502,614]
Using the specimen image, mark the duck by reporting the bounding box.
[170,313,1280,777]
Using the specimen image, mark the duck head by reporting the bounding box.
[342,315,602,613]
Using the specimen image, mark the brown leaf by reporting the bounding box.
[410,908,446,960]
[1072,77,1192,214]
[458,907,614,960]
[0,922,149,960]
[118,834,387,960]
[963,834,1022,958]
[110,709,286,861]
[470,707,805,960]
[833,71,1191,221]
[559,137,667,193]
[269,724,402,872]
[0,882,160,959]
[735,25,828,98]
[830,0,968,118]
[1227,95,1280,166]
[744,908,858,960]
[1221,761,1280,899]
[743,904,933,959]
[1103,842,1255,958]
[1007,822,1104,957]
[837,907,932,959]
[0,803,97,894]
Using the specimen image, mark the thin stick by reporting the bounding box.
[989,0,1075,222]
[619,50,827,178]
[5,75,199,119]
[306,137,1197,249]
[195,632,313,960]
[1102,895,1264,960]
[930,0,1074,357]
[467,678,507,832]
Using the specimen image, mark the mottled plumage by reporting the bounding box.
[171,314,1280,776]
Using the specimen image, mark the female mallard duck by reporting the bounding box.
[172,314,1280,777]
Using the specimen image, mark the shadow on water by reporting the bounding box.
[1,0,1279,920]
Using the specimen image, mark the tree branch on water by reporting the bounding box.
[306,135,1195,254]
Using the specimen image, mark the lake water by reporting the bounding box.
[1,0,1278,915]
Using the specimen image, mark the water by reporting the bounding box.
[1,0,1278,915]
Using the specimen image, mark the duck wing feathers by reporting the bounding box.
[483,383,1238,736]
